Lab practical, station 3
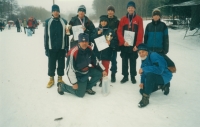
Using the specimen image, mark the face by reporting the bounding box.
[79,41,89,49]
[100,21,107,27]
[138,50,148,60]
[107,10,114,17]
[127,6,135,14]
[78,11,85,18]
[153,15,160,21]
[52,11,60,18]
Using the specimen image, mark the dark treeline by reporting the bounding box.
[92,0,199,20]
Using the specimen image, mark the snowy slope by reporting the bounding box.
[0,21,200,127]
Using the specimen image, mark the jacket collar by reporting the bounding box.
[152,19,161,25]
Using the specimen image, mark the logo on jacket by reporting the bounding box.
[133,21,138,25]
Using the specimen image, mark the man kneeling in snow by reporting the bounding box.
[137,44,173,108]
[57,33,107,97]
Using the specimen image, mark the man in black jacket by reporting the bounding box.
[106,5,119,83]
[57,33,106,97]
[66,5,96,48]
[44,4,69,88]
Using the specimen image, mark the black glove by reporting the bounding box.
[45,50,49,57]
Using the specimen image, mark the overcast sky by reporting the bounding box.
[17,0,95,15]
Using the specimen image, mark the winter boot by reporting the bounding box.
[111,73,116,83]
[120,76,128,84]
[131,76,136,84]
[47,77,54,88]
[57,76,65,86]
[57,82,64,95]
[162,83,170,95]
[86,89,96,95]
[138,93,150,108]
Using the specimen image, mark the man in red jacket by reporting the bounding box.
[117,1,144,84]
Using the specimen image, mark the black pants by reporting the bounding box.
[17,27,20,32]
[61,68,102,97]
[48,49,65,77]
[141,73,164,95]
[120,51,138,77]
[24,27,27,34]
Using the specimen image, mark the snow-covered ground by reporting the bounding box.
[0,21,200,127]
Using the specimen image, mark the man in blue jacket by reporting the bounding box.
[144,9,176,73]
[137,44,172,108]
[44,4,69,88]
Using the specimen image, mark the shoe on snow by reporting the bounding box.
[120,76,128,84]
[138,94,149,108]
[86,89,96,95]
[57,83,64,95]
[111,73,116,83]
[47,77,54,88]
[57,76,65,85]
[131,76,136,84]
[162,83,170,95]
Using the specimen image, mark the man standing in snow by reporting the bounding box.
[22,18,27,34]
[15,18,21,32]
[106,5,119,83]
[117,1,144,84]
[66,5,96,48]
[137,44,172,108]
[57,33,106,97]
[44,4,69,88]
[144,9,176,74]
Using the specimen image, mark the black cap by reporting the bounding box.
[127,1,136,9]
[52,4,60,12]
[99,15,108,22]
[137,43,148,52]
[78,33,89,43]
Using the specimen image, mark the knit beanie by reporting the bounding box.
[152,9,161,17]
[52,4,60,12]
[78,5,86,14]
[127,1,136,8]
[107,5,115,12]
[99,15,108,22]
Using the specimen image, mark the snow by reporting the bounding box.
[0,20,200,127]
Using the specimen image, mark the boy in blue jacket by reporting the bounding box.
[137,44,172,108]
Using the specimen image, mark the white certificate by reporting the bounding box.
[124,30,135,46]
[94,36,109,51]
[72,25,84,41]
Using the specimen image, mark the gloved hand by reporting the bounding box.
[45,50,49,57]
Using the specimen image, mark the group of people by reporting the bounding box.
[44,1,176,108]
[15,17,38,34]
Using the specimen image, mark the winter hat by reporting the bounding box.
[152,9,161,17]
[127,1,136,9]
[52,4,60,12]
[78,5,86,14]
[99,15,108,22]
[137,43,148,52]
[107,5,115,12]
[78,33,89,43]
